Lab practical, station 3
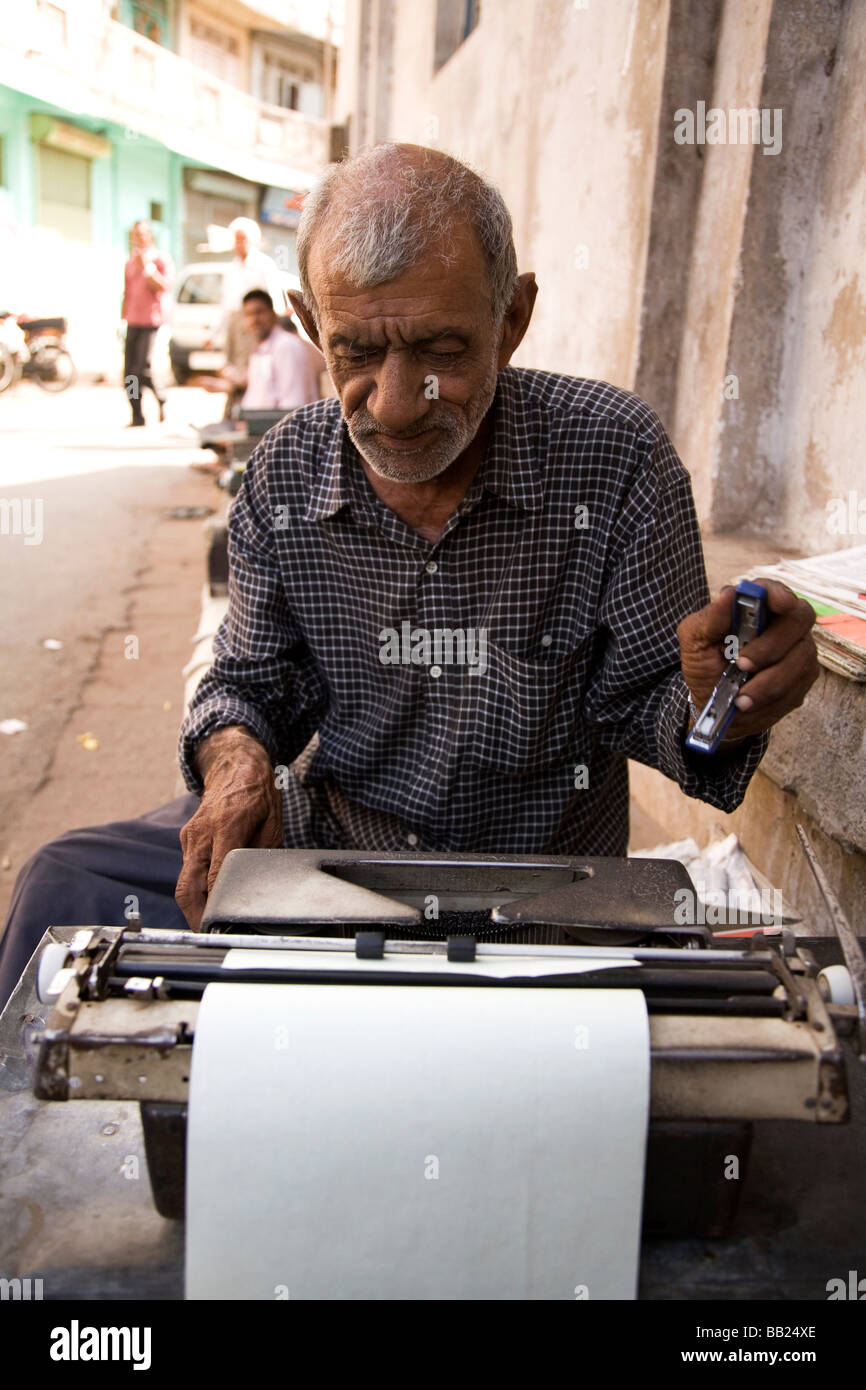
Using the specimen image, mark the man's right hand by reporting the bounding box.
[176,726,282,930]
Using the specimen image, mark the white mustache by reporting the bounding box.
[350,410,457,440]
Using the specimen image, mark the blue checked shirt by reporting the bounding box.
[179,366,769,853]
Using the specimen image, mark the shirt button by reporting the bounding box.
[429,665,442,678]
[406,832,419,847]
[424,560,438,574]
[541,634,553,647]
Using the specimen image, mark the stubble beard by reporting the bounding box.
[345,354,500,483]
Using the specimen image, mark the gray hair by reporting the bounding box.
[297,144,519,327]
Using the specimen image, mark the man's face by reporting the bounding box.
[307,222,503,483]
[242,298,276,341]
[131,223,150,252]
[234,230,250,259]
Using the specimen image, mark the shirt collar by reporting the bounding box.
[303,365,545,525]
[304,409,353,522]
[473,365,545,513]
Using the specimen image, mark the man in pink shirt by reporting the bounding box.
[240,289,324,410]
[198,289,325,417]
[194,290,326,471]
[122,221,170,426]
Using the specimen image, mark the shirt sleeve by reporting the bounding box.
[582,421,769,813]
[177,434,320,792]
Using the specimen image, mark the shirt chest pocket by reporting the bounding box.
[458,639,587,774]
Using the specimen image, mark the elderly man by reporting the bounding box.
[0,145,816,994]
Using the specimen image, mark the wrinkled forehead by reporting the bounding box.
[307,221,492,331]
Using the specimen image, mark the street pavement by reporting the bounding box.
[0,379,225,925]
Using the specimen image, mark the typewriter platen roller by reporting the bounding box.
[25,846,863,1241]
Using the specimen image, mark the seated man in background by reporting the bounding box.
[194,290,327,468]
[199,290,326,413]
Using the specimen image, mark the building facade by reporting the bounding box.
[0,0,342,373]
[335,0,864,557]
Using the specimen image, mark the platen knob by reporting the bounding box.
[817,964,855,1006]
[36,943,72,1004]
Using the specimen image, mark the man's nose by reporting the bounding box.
[367,352,429,434]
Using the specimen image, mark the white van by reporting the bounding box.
[168,261,301,384]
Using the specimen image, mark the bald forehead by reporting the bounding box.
[327,143,463,200]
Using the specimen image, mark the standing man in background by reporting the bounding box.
[214,217,285,415]
[122,221,170,426]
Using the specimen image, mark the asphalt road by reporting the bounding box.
[0,378,223,925]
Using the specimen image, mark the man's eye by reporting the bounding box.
[425,349,462,363]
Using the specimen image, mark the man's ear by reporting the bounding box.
[497,273,538,368]
[287,290,322,349]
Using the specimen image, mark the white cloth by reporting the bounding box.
[242,326,322,410]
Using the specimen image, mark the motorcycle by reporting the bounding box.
[0,312,78,393]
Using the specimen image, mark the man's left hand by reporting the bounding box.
[677,580,819,747]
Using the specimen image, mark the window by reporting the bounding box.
[434,0,480,71]
[177,272,224,305]
[188,16,241,87]
[36,145,92,242]
[261,51,322,117]
[126,0,170,47]
[278,78,300,111]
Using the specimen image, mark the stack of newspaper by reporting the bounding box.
[741,544,866,681]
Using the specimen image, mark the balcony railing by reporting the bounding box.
[3,6,330,183]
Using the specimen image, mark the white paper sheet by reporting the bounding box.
[185,982,650,1301]
[221,947,640,980]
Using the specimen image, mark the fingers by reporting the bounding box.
[680,581,820,741]
[204,802,263,893]
[733,632,819,715]
[176,784,282,928]
[734,584,815,673]
[680,581,814,659]
[682,586,736,647]
[250,786,283,850]
[175,825,209,931]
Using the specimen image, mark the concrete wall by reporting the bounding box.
[338,0,671,390]
[636,0,864,551]
[743,0,865,553]
[337,0,865,552]
[333,0,865,918]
